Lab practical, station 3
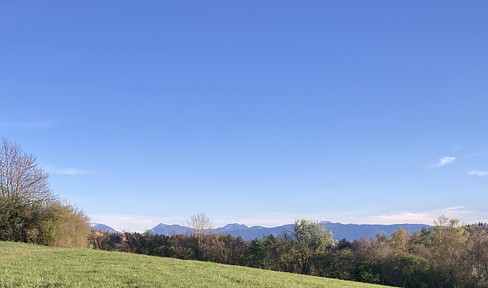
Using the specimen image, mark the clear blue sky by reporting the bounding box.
[1,1,487,232]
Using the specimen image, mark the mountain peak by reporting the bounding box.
[149,223,189,235]
[219,223,249,231]
[90,223,119,234]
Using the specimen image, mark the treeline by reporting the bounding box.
[90,217,488,288]
[0,138,90,247]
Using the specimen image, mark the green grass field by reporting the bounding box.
[0,241,392,288]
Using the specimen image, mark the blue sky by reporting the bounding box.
[1,1,487,232]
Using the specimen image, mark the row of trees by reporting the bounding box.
[90,216,488,287]
[0,138,90,247]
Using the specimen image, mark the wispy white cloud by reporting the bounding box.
[46,167,88,175]
[352,206,481,225]
[468,171,488,177]
[435,156,456,167]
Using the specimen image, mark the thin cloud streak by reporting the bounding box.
[468,171,488,177]
[436,156,456,167]
[354,206,481,225]
[46,167,88,175]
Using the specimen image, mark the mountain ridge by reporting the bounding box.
[93,221,430,240]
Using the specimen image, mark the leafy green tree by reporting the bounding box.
[466,225,488,285]
[292,219,334,275]
[388,228,411,253]
[427,216,471,287]
[380,253,430,287]
[0,196,45,242]
[313,249,355,280]
[45,202,90,247]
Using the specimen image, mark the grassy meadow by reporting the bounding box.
[0,241,392,288]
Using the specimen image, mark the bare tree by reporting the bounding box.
[0,138,55,205]
[187,212,213,237]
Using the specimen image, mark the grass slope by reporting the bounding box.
[0,241,391,288]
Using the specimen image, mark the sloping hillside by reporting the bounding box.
[0,241,392,288]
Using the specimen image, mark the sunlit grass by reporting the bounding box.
[0,241,392,288]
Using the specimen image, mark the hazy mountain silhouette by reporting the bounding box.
[147,221,430,240]
[91,221,430,240]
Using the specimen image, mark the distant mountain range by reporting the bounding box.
[92,221,430,241]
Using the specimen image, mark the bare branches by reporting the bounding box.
[0,138,55,205]
[187,213,213,237]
